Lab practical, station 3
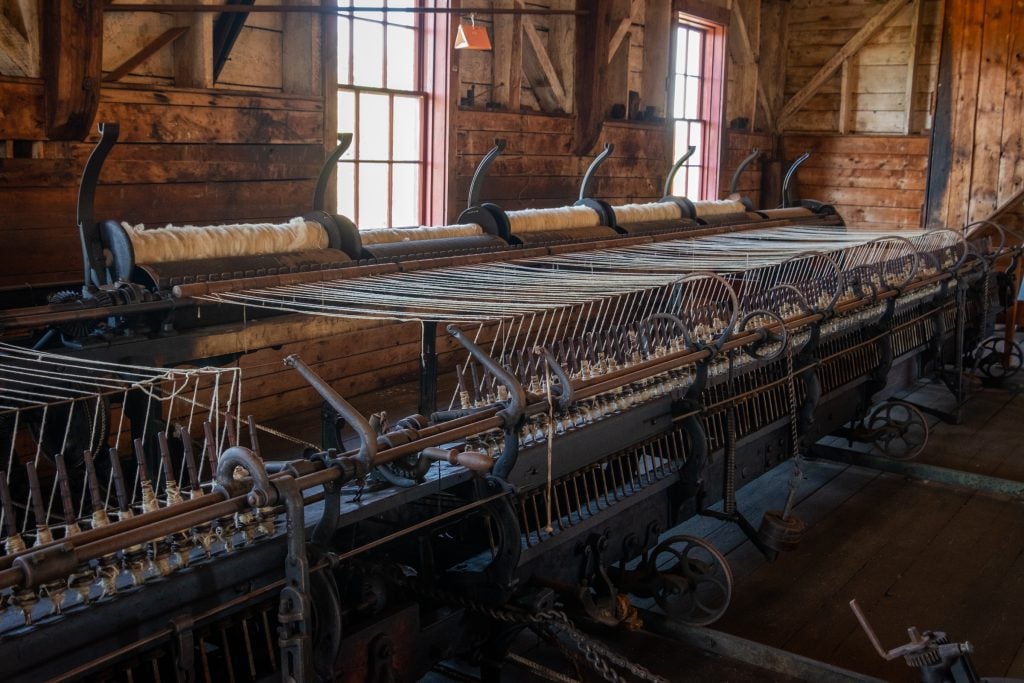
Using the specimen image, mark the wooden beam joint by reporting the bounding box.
[42,0,103,140]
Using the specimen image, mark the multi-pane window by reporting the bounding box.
[669,16,724,200]
[670,24,705,199]
[337,1,425,227]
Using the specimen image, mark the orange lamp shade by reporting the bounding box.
[455,21,492,50]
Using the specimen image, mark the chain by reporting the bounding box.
[370,563,667,683]
[785,347,801,462]
[506,652,581,683]
[981,267,992,340]
[782,345,803,517]
[723,351,737,516]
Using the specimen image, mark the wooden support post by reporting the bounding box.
[509,10,523,111]
[174,0,214,88]
[778,0,910,130]
[731,2,772,132]
[321,0,338,213]
[641,0,671,119]
[283,0,318,95]
[838,59,852,134]
[41,0,103,140]
[573,0,613,154]
[903,0,924,134]
[518,0,569,112]
[492,3,512,107]
[548,0,575,115]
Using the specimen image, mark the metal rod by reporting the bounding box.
[106,4,588,15]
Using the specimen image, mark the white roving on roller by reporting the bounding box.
[612,201,683,224]
[691,199,747,217]
[360,224,483,245]
[506,206,601,233]
[123,217,327,264]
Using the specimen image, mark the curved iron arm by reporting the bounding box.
[781,151,811,208]
[663,145,696,197]
[728,148,762,196]
[215,446,274,507]
[313,132,353,212]
[78,122,120,289]
[534,346,575,410]
[577,143,614,202]
[447,324,525,426]
[285,354,376,471]
[467,138,506,207]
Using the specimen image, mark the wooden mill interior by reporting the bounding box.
[1,1,1024,681]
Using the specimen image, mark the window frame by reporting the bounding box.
[333,1,451,228]
[668,12,726,201]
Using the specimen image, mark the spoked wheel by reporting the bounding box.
[974,337,1023,380]
[647,535,733,626]
[867,401,928,460]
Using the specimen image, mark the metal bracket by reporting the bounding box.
[577,142,613,202]
[78,122,119,290]
[214,446,274,508]
[467,138,506,207]
[313,132,354,212]
[663,145,697,197]
[728,149,762,197]
[781,151,811,208]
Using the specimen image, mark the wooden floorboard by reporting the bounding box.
[708,370,1024,681]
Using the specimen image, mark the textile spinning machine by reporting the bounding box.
[0,124,835,361]
[0,146,1019,683]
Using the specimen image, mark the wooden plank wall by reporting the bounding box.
[783,134,929,229]
[783,0,943,133]
[0,3,324,287]
[926,0,1024,229]
[451,110,672,214]
[0,84,324,287]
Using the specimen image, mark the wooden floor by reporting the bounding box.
[678,372,1024,681]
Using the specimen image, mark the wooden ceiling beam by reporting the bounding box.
[103,27,190,83]
[777,0,911,131]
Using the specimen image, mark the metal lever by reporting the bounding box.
[313,132,354,211]
[663,145,697,197]
[78,122,119,290]
[728,148,762,196]
[850,599,903,661]
[577,143,614,202]
[781,151,811,208]
[285,354,376,471]
[467,138,507,207]
[447,325,526,426]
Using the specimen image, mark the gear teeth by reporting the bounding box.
[47,289,83,305]
[904,649,941,667]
